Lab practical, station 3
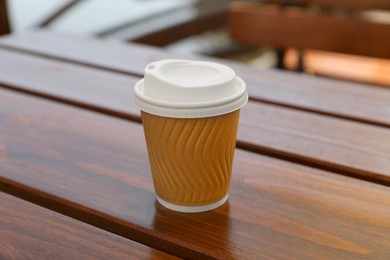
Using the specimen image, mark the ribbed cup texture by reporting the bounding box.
[141,110,240,206]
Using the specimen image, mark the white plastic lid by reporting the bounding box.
[133,59,248,118]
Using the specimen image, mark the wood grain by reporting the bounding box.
[0,48,141,121]
[0,192,178,259]
[1,30,389,128]
[1,88,390,259]
[0,49,389,185]
[230,3,390,59]
[239,102,390,184]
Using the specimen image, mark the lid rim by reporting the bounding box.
[134,78,246,109]
[133,92,248,118]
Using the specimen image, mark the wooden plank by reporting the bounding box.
[0,49,140,121]
[1,30,389,128]
[0,49,389,185]
[0,192,178,259]
[229,3,390,59]
[1,89,389,259]
[239,68,390,128]
[240,102,390,184]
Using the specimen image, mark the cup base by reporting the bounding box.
[157,194,228,213]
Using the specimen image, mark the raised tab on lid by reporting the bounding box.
[133,59,248,118]
[144,60,237,103]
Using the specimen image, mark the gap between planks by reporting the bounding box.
[0,82,388,187]
[0,178,216,260]
[0,43,388,129]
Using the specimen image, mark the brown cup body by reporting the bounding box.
[141,110,240,206]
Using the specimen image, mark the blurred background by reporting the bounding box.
[1,0,390,86]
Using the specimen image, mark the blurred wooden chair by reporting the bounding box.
[229,0,390,86]
[0,0,10,36]
[0,0,83,36]
[0,0,230,48]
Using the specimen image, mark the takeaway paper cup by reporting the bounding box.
[133,59,247,212]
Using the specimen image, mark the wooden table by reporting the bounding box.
[0,30,389,259]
